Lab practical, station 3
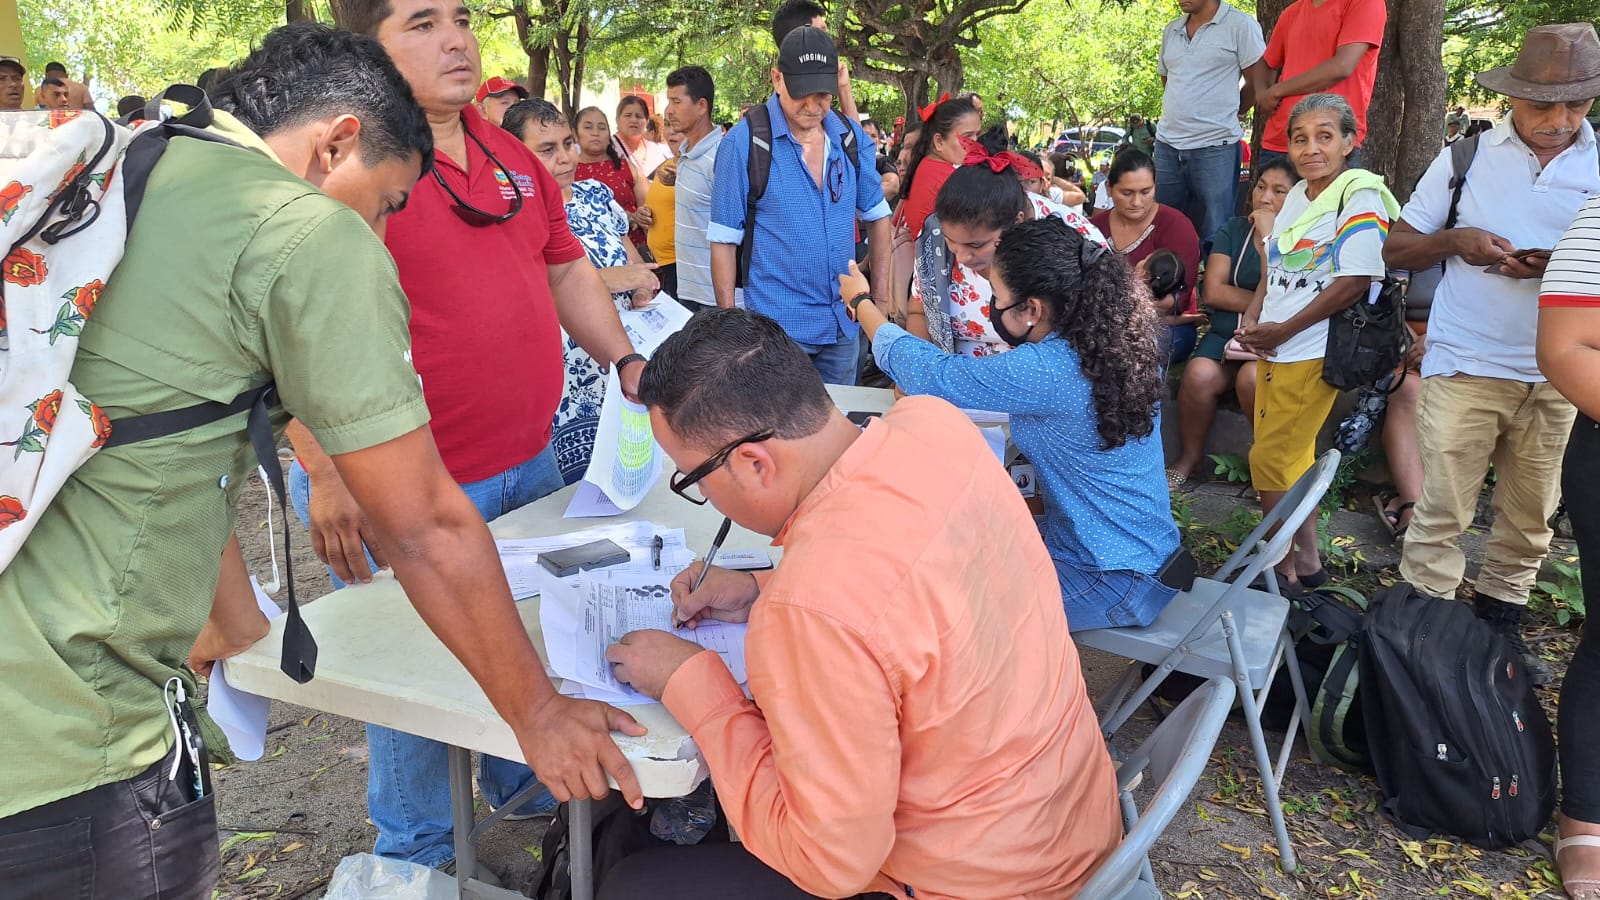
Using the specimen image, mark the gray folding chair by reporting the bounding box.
[1074,449,1343,874]
[1078,676,1236,900]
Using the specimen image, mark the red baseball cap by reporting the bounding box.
[475,77,529,103]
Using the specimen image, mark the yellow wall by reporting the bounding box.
[0,1,21,61]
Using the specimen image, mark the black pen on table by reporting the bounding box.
[674,517,732,630]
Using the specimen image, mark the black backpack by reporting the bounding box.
[1260,585,1369,772]
[736,103,862,287]
[1359,584,1556,848]
[535,791,729,900]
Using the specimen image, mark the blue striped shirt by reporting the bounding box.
[709,93,890,346]
[673,126,724,307]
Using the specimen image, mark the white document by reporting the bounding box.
[209,579,283,761]
[980,426,1008,465]
[564,298,694,518]
[539,557,749,704]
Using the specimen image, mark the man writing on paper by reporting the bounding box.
[604,309,1119,899]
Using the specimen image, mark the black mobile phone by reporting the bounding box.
[846,410,882,427]
[539,539,632,578]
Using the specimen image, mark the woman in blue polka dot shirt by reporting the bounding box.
[841,217,1180,631]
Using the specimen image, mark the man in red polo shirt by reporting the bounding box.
[285,0,651,871]
[1253,0,1386,168]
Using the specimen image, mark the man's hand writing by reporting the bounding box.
[520,694,647,809]
[607,630,706,701]
[671,562,759,629]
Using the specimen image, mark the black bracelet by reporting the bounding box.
[613,352,646,372]
[849,292,874,312]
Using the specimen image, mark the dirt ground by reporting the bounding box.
[213,461,1574,899]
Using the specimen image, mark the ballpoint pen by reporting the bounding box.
[675,517,732,630]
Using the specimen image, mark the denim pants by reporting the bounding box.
[0,757,219,900]
[796,328,861,386]
[288,445,565,866]
[1056,559,1177,632]
[1154,140,1241,251]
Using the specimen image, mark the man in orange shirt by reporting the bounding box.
[606,309,1120,899]
[1253,0,1386,168]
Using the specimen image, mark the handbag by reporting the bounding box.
[1322,275,1412,390]
[1321,185,1411,390]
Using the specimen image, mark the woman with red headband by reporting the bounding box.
[908,143,1107,358]
[895,95,982,239]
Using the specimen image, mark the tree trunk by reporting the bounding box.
[286,0,315,23]
[1362,0,1405,184]
[1392,0,1446,200]
[511,4,550,100]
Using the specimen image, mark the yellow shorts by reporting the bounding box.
[1250,358,1339,492]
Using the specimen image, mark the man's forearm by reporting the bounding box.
[711,242,738,308]
[1383,227,1458,271]
[1269,50,1361,98]
[551,257,634,366]
[867,218,893,312]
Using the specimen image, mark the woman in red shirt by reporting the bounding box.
[1091,148,1204,366]
[895,96,982,240]
[574,106,650,247]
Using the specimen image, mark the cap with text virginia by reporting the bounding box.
[778,26,839,98]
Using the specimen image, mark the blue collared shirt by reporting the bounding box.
[709,94,891,346]
[674,126,725,306]
[874,325,1179,576]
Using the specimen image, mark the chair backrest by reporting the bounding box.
[1214,449,1342,587]
[1077,676,1236,899]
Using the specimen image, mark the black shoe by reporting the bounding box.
[1473,596,1554,686]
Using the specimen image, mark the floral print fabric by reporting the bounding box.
[0,109,132,566]
[552,180,634,484]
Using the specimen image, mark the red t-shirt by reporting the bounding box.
[384,105,586,484]
[575,158,646,246]
[896,158,956,240]
[1261,0,1386,152]
[1091,204,1201,315]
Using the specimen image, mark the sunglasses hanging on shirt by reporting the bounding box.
[430,122,525,226]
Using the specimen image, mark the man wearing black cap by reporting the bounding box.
[0,57,26,111]
[708,26,891,385]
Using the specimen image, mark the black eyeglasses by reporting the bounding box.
[669,429,775,505]
[828,155,845,203]
[430,124,524,226]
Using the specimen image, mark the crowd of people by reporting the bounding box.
[2,0,1599,898]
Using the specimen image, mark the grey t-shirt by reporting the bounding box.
[1157,2,1265,150]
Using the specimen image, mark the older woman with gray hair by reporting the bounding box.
[1234,92,1399,593]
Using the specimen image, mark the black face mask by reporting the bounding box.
[989,297,1032,347]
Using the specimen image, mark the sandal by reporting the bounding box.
[1374,496,1416,541]
[1166,469,1190,492]
[1556,833,1600,899]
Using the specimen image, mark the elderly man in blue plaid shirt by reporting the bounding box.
[708,27,892,385]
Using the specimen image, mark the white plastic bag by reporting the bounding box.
[323,853,457,900]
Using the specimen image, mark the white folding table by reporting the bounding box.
[225,385,895,900]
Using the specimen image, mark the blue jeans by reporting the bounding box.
[796,329,861,386]
[1154,140,1241,251]
[1056,560,1178,632]
[287,446,566,866]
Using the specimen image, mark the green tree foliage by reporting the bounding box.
[965,0,1178,140]
[1442,0,1596,104]
[19,0,279,100]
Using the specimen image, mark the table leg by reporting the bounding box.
[570,798,594,900]
[448,745,477,897]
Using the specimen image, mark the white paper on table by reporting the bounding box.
[961,408,1010,425]
[497,522,687,599]
[564,480,625,518]
[210,578,283,762]
[539,558,748,703]
[979,426,1008,465]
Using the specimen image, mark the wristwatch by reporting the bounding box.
[849,292,874,318]
[613,352,647,372]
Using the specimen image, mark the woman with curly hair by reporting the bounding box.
[839,216,1179,630]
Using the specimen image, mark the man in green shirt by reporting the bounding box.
[0,24,645,898]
